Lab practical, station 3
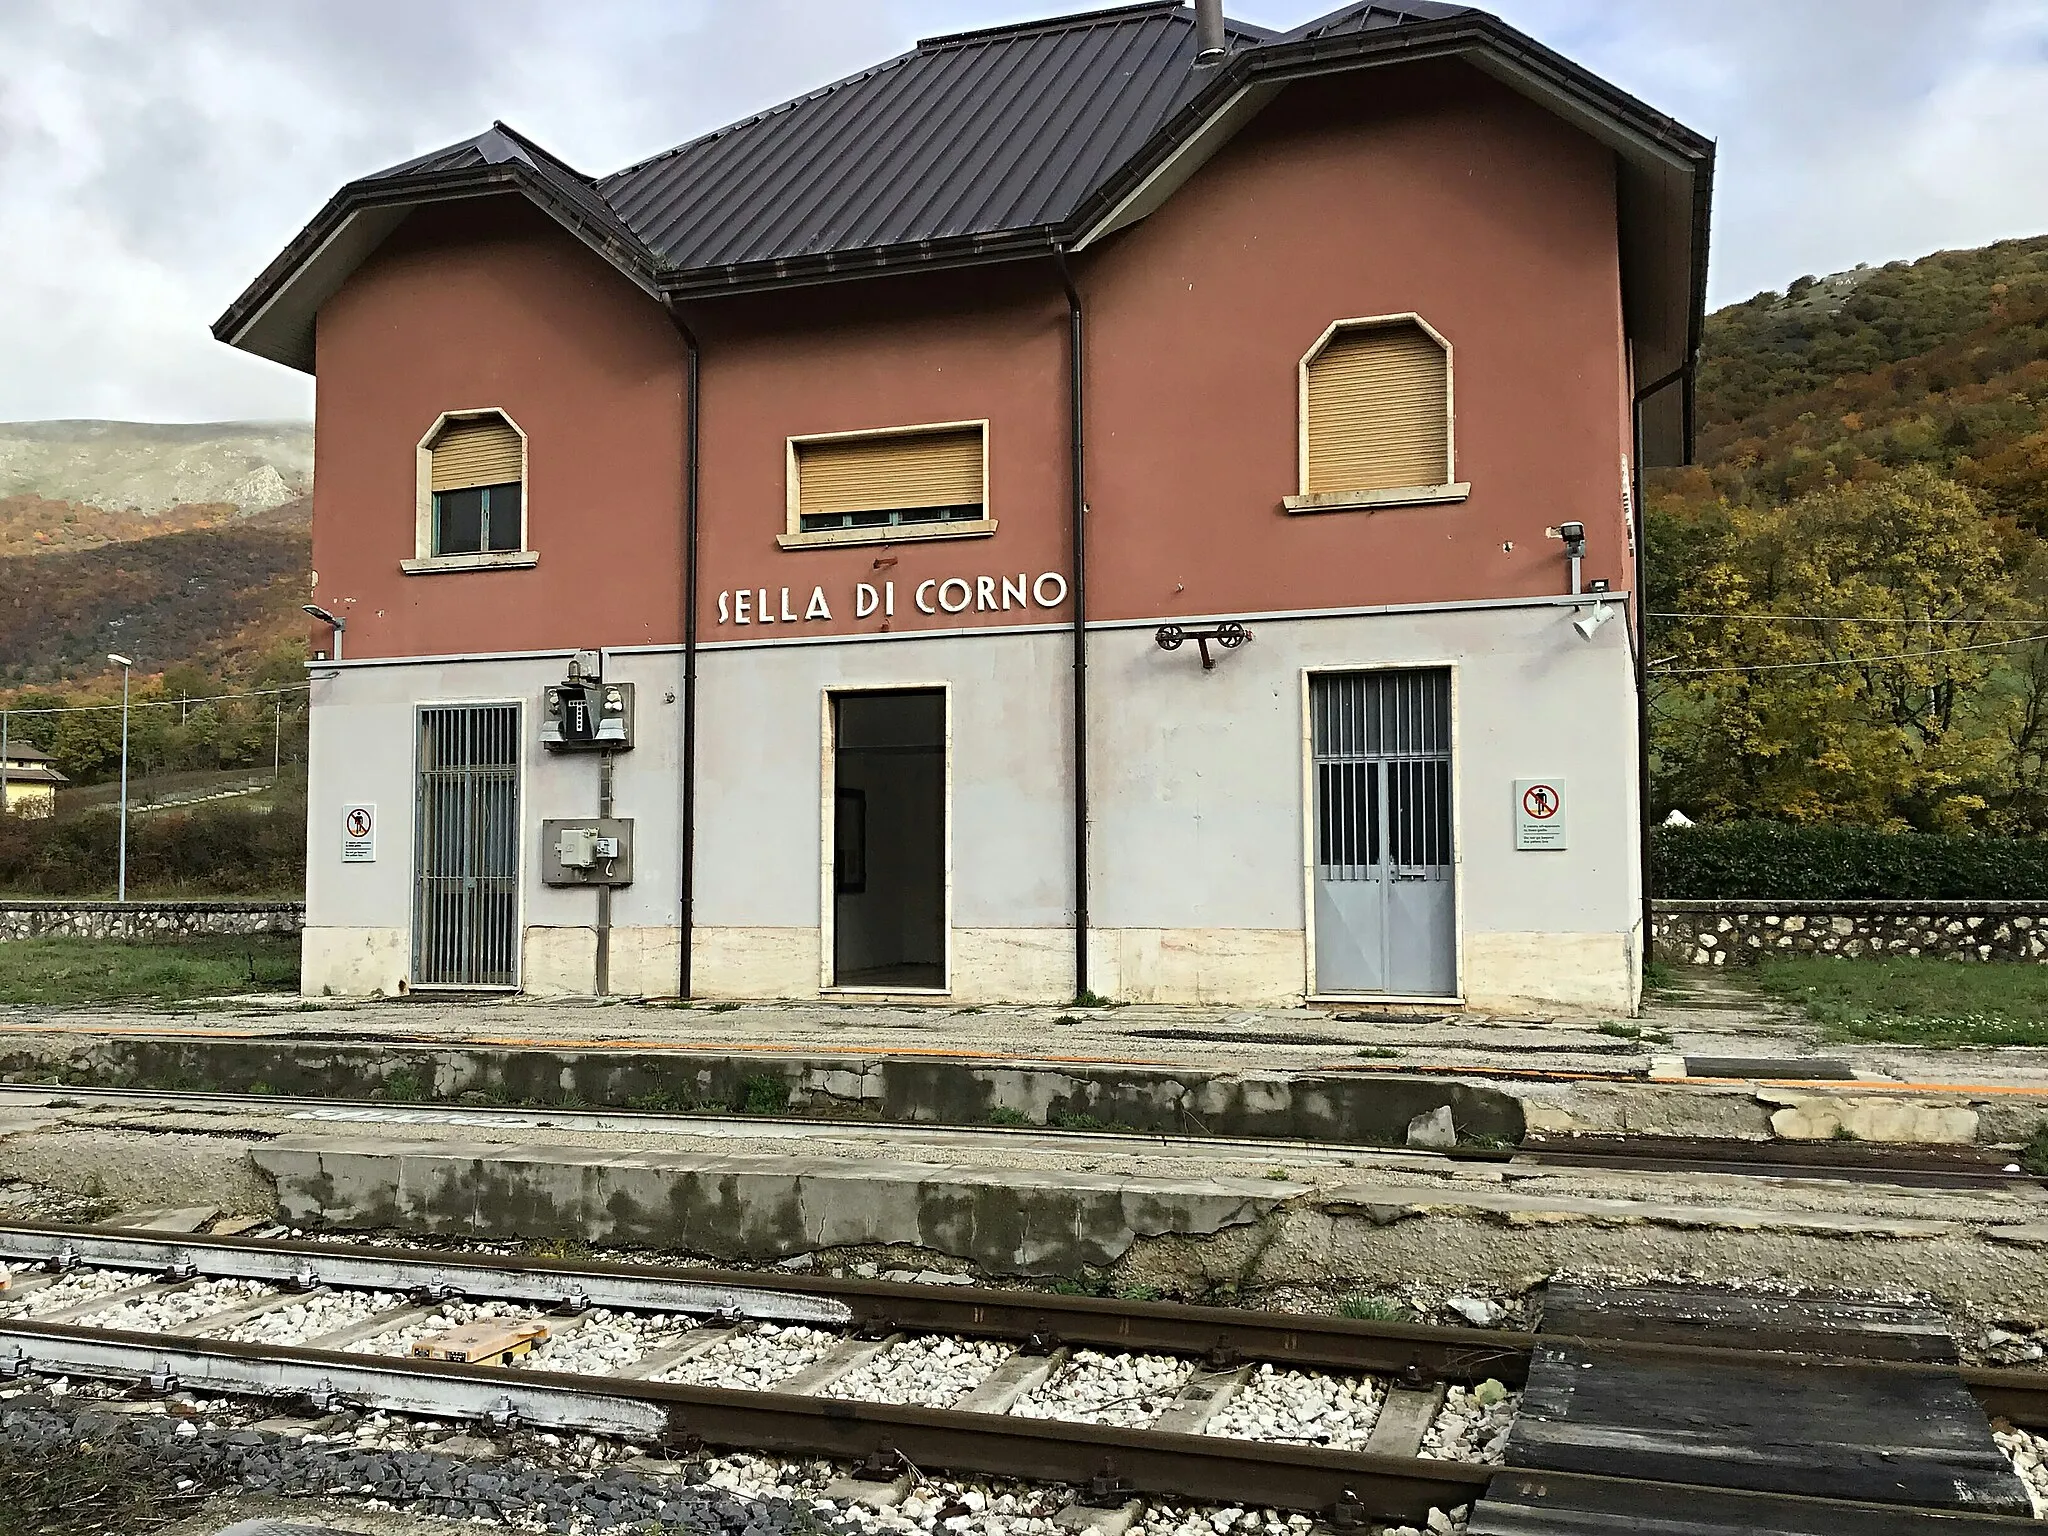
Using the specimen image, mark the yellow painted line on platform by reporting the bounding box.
[2,1023,2044,1096]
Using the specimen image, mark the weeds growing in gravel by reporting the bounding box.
[2022,1121,2048,1177]
[1340,1293,1407,1322]
[736,1074,791,1115]
[983,1107,1033,1127]
[0,1432,210,1536]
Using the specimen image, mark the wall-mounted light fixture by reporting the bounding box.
[303,603,346,661]
[1156,621,1252,670]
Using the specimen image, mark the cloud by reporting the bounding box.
[2,0,2045,421]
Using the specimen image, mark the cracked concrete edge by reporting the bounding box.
[1511,1079,2048,1146]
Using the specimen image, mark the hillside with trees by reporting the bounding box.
[1648,235,2048,831]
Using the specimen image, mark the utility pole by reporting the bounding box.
[108,654,133,902]
[1,708,9,817]
[273,699,281,773]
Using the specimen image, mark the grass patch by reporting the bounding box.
[1743,956,2048,1047]
[0,935,298,1005]
[983,1106,1034,1127]
[1340,1292,1407,1322]
[2019,1121,2048,1176]
[735,1074,791,1115]
[1642,958,1679,992]
[1597,1021,1641,1039]
[376,1068,432,1104]
[627,1086,695,1114]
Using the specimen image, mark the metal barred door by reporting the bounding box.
[1312,670,1455,996]
[414,704,521,988]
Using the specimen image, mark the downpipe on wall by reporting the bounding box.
[663,304,704,1002]
[1053,247,1089,1003]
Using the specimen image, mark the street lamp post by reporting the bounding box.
[108,654,133,902]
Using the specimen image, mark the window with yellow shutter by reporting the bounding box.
[782,422,992,548]
[1287,317,1468,513]
[427,413,525,555]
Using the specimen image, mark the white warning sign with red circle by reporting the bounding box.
[341,803,377,863]
[1514,779,1567,850]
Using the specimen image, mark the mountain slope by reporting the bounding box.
[0,499,310,689]
[0,420,311,515]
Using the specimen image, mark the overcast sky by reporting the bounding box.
[2,0,2045,423]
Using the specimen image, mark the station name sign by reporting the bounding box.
[716,570,1069,628]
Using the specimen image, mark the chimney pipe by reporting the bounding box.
[1193,0,1227,66]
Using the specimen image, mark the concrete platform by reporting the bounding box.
[1,988,2044,1149]
[4,1088,2048,1315]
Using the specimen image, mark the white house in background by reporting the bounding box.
[0,742,66,819]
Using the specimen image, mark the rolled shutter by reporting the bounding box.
[798,428,984,517]
[431,416,524,492]
[1305,324,1449,495]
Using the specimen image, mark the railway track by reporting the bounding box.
[0,1221,2044,1532]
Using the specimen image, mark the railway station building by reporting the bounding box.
[216,1,1711,1015]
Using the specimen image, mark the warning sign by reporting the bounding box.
[342,803,377,863]
[1514,779,1566,851]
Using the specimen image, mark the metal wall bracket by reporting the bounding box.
[1155,622,1252,670]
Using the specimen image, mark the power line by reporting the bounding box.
[1653,611,2044,625]
[0,682,311,718]
[1652,631,2048,676]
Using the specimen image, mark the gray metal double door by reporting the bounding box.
[1311,669,1456,997]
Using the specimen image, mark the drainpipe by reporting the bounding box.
[1631,362,1685,1009]
[664,302,703,1001]
[1053,248,1089,1003]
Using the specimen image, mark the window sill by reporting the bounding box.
[1282,483,1470,514]
[776,518,997,551]
[400,551,540,575]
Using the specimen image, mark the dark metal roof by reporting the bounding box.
[598,3,1289,273]
[215,0,1711,461]
[1277,1,1469,41]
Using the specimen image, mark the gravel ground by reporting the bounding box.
[1997,1422,2048,1518]
[85,1277,275,1332]
[510,1309,698,1376]
[205,1287,405,1346]
[0,1392,845,1534]
[0,1266,143,1319]
[342,1300,541,1357]
[655,1323,838,1391]
[824,1335,1012,1407]
[1009,1349,1194,1429]
[1420,1385,1518,1464]
[1203,1364,1384,1448]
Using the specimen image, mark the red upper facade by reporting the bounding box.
[221,3,1710,663]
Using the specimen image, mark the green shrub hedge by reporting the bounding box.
[1652,821,2048,901]
[0,795,305,897]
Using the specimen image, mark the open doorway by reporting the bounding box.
[831,688,946,990]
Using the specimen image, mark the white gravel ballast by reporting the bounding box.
[824,1334,1012,1407]
[1204,1364,1384,1448]
[84,1277,275,1333]
[205,1287,405,1346]
[1008,1348,1194,1428]
[0,1268,144,1319]
[1422,1383,1518,1464]
[655,1323,838,1391]
[509,1308,696,1376]
[1996,1422,2048,1518]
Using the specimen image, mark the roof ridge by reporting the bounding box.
[485,120,593,185]
[598,50,919,190]
[916,1,1182,52]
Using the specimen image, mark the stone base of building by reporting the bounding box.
[299,920,1638,1015]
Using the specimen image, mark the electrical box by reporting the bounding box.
[543,680,634,751]
[542,818,634,886]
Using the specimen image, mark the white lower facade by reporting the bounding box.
[302,597,1643,1015]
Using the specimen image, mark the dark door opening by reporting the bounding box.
[832,689,946,990]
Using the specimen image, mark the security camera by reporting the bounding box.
[1573,602,1614,641]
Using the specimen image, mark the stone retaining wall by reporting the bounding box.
[0,900,304,942]
[1652,899,2048,966]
